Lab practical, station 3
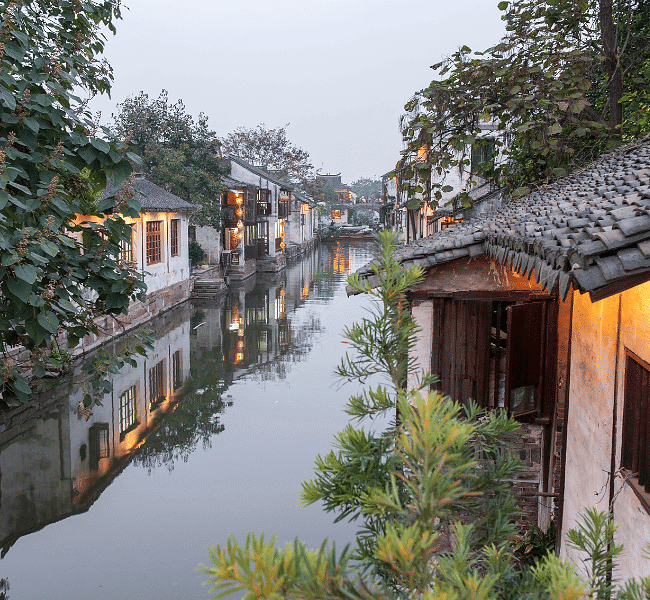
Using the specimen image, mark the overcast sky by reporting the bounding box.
[90,0,505,184]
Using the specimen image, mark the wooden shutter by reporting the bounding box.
[431,298,491,408]
[505,302,546,416]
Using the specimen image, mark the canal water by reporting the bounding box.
[0,241,382,600]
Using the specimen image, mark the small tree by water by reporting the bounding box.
[200,231,650,600]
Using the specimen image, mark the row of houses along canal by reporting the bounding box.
[0,241,381,600]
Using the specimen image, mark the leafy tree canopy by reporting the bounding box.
[221,123,315,186]
[399,0,650,205]
[350,177,382,199]
[111,90,226,230]
[0,0,146,405]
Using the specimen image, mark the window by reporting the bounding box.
[429,297,557,418]
[119,385,137,439]
[172,350,183,391]
[471,141,494,173]
[170,219,180,257]
[622,353,650,499]
[89,423,110,470]
[146,220,162,265]
[149,360,165,410]
[119,229,133,264]
[332,209,341,219]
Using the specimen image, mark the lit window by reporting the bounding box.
[331,209,341,219]
[119,385,137,439]
[170,219,180,257]
[146,221,162,265]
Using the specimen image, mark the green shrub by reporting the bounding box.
[189,241,206,266]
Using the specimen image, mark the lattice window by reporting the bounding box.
[119,385,137,438]
[170,219,180,257]
[146,220,162,265]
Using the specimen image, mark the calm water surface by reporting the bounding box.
[0,241,381,600]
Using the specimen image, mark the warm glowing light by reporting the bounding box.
[279,219,285,226]
[238,328,244,337]
[235,352,244,363]
[235,207,243,217]
[280,242,285,248]
[237,220,243,229]
[280,288,285,296]
[279,232,285,238]
[235,195,243,205]
[237,340,244,349]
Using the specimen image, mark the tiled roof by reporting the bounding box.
[102,175,199,213]
[227,156,295,191]
[358,135,650,302]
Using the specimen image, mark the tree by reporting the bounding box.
[220,124,315,186]
[398,0,650,206]
[350,178,382,200]
[0,0,146,405]
[111,90,226,230]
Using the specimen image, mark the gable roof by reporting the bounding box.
[102,174,199,213]
[359,135,650,302]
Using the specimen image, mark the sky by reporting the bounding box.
[90,0,506,184]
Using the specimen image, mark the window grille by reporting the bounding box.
[170,219,180,257]
[119,385,137,438]
[146,221,162,265]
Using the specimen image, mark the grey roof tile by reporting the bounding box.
[356,135,650,298]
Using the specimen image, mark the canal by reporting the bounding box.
[0,240,381,600]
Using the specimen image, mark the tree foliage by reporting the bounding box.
[0,0,146,405]
[220,123,314,186]
[399,0,650,205]
[111,90,226,230]
[350,178,382,200]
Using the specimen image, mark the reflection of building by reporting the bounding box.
[321,241,352,275]
[0,304,193,556]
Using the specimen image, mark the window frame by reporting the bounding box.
[118,385,138,439]
[170,218,180,257]
[146,220,163,265]
[621,350,650,512]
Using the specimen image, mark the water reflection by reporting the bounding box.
[0,303,196,557]
[0,240,377,599]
